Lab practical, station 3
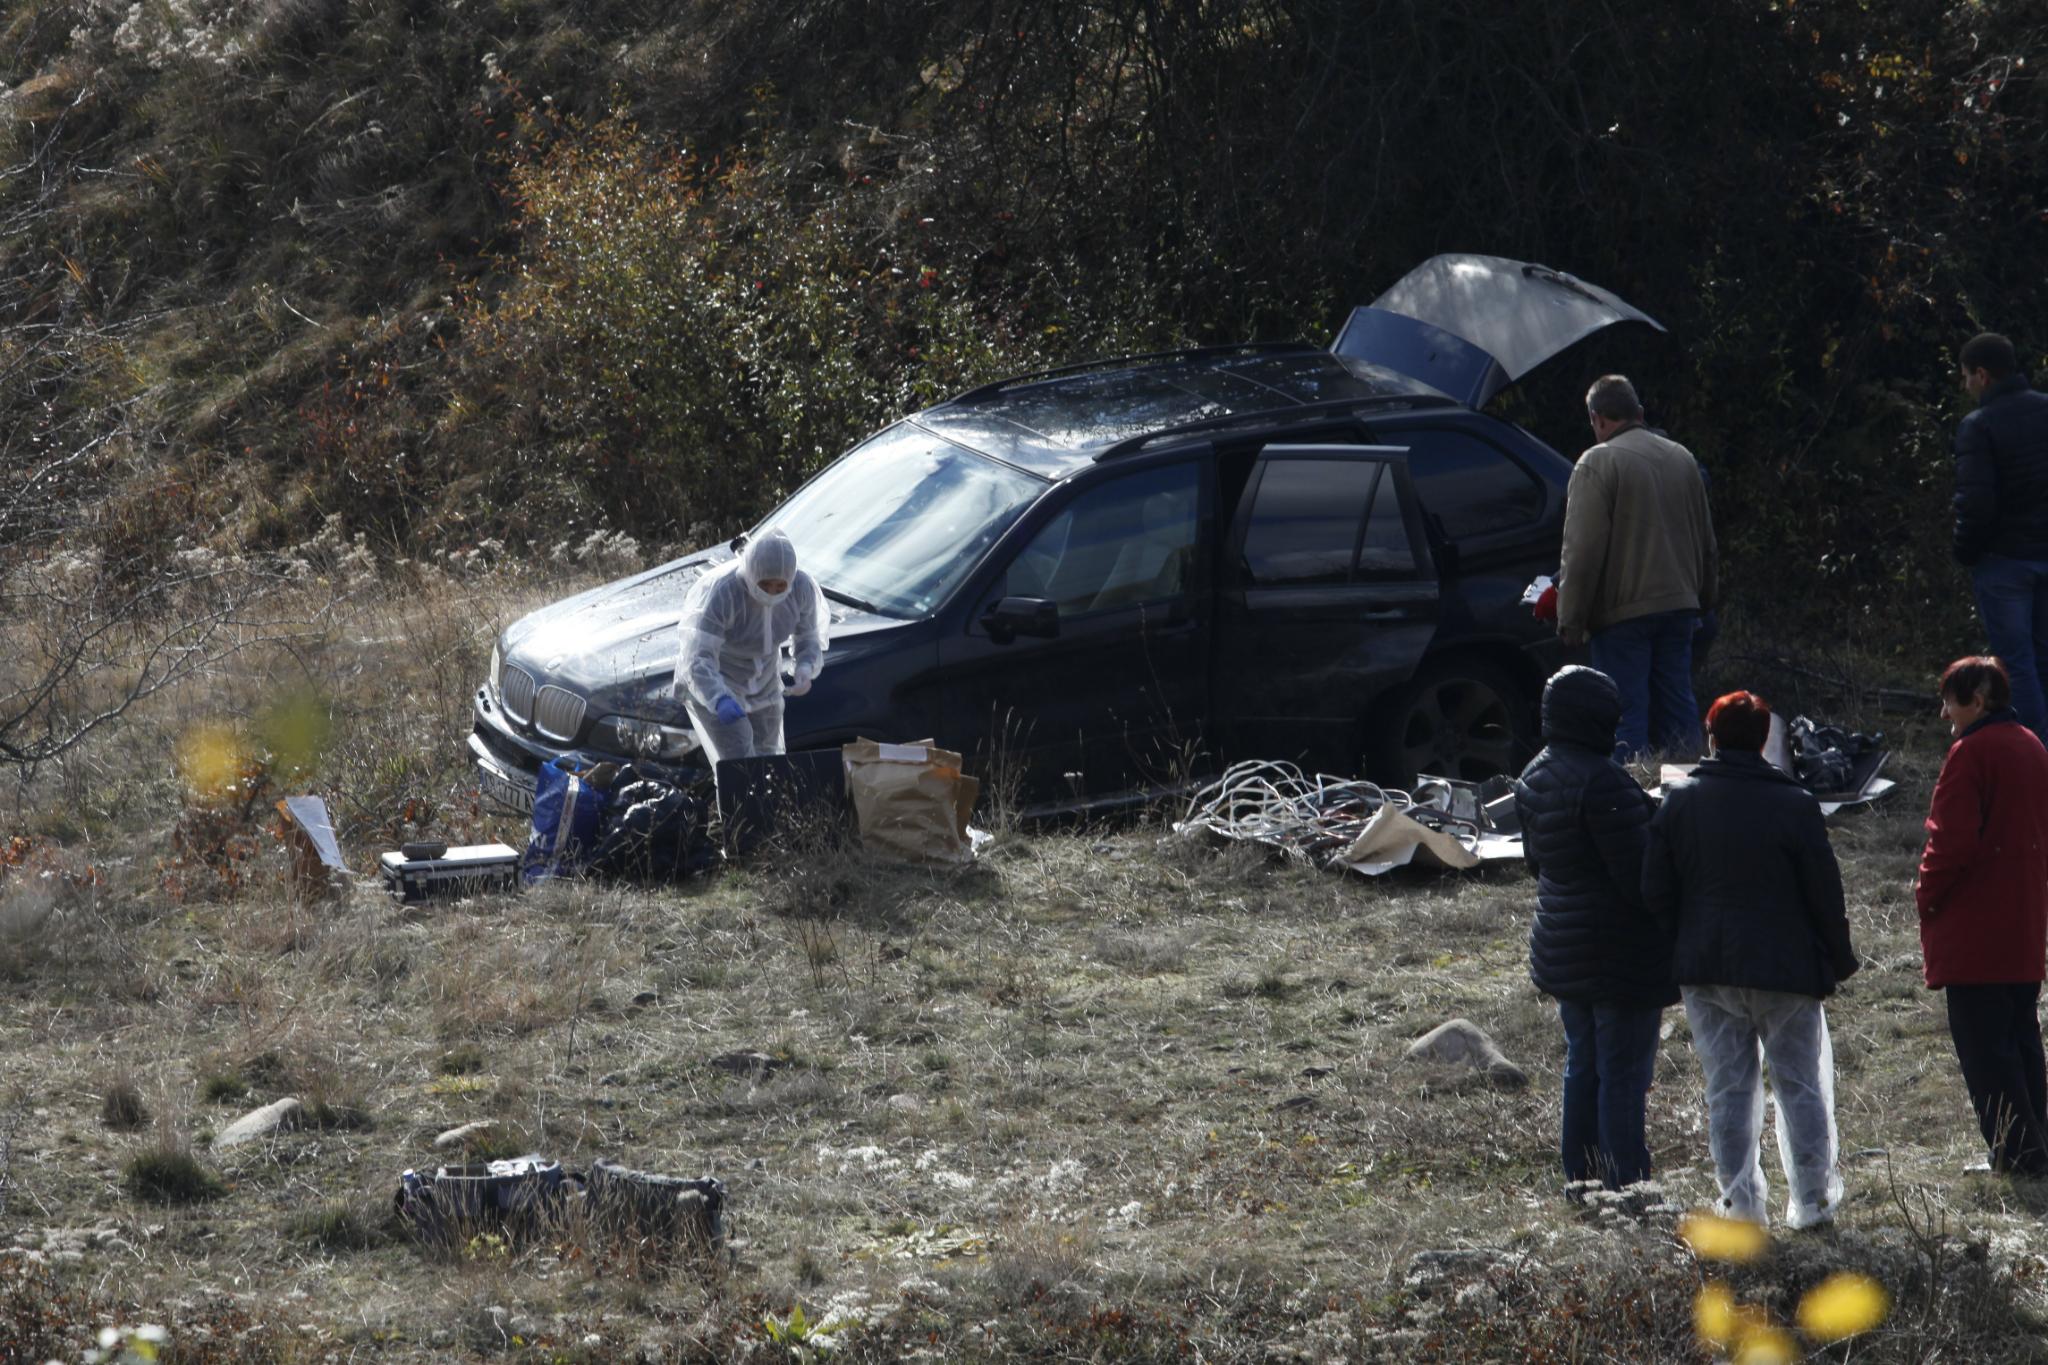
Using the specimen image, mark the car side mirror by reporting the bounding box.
[982,596,1060,644]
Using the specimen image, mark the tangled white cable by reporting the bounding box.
[1172,759,1400,862]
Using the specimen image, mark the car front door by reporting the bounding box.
[1212,445,1439,772]
[938,458,1210,807]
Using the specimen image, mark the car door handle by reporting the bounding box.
[1359,608,1416,622]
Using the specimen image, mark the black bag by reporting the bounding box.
[394,1155,725,1251]
[585,1158,725,1246]
[395,1155,576,1245]
[585,771,721,881]
[1789,716,1883,797]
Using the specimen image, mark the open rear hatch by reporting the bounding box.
[1330,254,1665,408]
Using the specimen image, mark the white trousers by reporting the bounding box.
[683,696,785,777]
[1682,984,1843,1229]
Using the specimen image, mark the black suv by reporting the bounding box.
[470,255,1663,815]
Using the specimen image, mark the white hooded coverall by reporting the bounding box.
[673,529,828,769]
[1683,983,1844,1229]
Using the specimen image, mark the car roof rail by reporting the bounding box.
[942,340,1322,404]
[1091,393,1461,462]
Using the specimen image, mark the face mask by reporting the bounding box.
[744,575,790,607]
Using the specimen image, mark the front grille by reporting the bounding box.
[534,685,587,741]
[500,666,535,725]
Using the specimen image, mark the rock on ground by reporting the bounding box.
[433,1120,497,1150]
[213,1097,303,1148]
[1402,1019,1528,1088]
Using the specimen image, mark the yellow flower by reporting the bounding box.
[176,724,247,801]
[1797,1271,1890,1342]
[255,690,332,781]
[1678,1210,1770,1264]
[1694,1281,1738,1345]
[1733,1324,1797,1364]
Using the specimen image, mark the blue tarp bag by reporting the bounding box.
[521,757,607,885]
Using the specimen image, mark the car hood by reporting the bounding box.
[500,546,906,712]
[1330,253,1664,408]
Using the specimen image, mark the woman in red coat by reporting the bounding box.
[1917,656,2048,1175]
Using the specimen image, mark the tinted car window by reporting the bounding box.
[1393,428,1544,540]
[1357,472,1421,578]
[1242,458,1381,586]
[1007,464,1198,617]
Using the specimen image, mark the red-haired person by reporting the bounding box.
[1917,656,2048,1177]
[1644,691,1858,1227]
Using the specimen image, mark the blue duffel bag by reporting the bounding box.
[520,756,608,885]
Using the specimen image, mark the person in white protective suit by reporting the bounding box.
[673,529,828,774]
[1642,690,1860,1229]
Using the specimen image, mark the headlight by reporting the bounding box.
[592,715,701,762]
[488,644,502,694]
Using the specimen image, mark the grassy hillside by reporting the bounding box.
[6,2,2048,645]
[0,566,2044,1361]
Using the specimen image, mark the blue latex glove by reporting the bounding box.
[714,696,745,726]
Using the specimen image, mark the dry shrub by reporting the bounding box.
[0,1255,278,1362]
[1091,928,1188,975]
[125,1142,226,1205]
[978,1215,1103,1309]
[100,1077,149,1131]
[699,1070,841,1120]
[425,932,589,1042]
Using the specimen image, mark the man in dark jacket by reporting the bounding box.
[1953,332,2048,742]
[1645,691,1857,1228]
[1514,665,1674,1189]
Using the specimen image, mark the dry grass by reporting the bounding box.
[0,565,2044,1360]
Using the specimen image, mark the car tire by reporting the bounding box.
[1366,657,1536,788]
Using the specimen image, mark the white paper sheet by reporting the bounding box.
[281,795,346,870]
[1335,804,1481,877]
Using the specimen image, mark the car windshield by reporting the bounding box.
[762,424,1047,619]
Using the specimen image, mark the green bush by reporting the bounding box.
[99,1081,149,1131]
[124,1148,227,1205]
[199,1072,249,1104]
[446,97,1192,539]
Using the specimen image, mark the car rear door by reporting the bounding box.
[1212,445,1438,771]
[937,458,1211,806]
[1330,254,1665,408]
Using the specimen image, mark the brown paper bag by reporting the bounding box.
[841,738,981,864]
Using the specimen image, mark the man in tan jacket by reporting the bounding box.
[1557,375,1718,759]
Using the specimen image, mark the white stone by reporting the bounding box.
[1402,1019,1528,1088]
[433,1120,497,1150]
[212,1097,303,1148]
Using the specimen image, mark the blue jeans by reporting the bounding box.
[1970,554,2048,743]
[1558,999,1663,1187]
[1590,610,1702,760]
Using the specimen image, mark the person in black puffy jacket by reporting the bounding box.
[1644,690,1857,1229]
[1514,664,1676,1189]
[1952,331,2048,742]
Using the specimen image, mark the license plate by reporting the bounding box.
[477,765,535,816]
